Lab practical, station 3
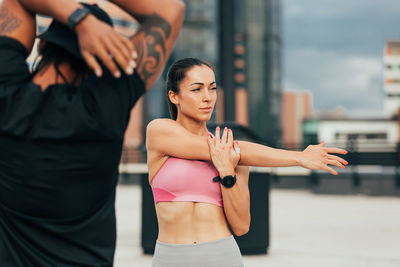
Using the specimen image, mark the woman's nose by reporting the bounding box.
[202,89,211,101]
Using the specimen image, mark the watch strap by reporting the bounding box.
[213,175,236,188]
[67,7,91,31]
[213,176,221,182]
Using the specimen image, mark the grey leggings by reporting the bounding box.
[152,235,244,267]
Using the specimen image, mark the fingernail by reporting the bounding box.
[132,51,137,59]
[235,140,238,145]
[344,151,348,154]
[130,60,136,68]
[216,126,220,130]
[126,67,133,75]
[345,160,348,165]
[114,71,121,78]
[207,132,210,137]
[95,69,102,77]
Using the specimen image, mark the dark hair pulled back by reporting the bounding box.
[166,58,214,120]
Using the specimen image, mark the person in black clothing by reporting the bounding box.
[0,0,185,266]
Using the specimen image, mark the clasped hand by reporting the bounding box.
[75,14,137,78]
[207,127,240,177]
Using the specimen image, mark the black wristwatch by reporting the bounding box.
[67,7,91,30]
[213,175,237,188]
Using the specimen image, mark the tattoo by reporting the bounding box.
[0,7,22,35]
[133,13,171,85]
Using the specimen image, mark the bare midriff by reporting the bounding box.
[155,201,231,244]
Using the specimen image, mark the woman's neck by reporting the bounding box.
[176,114,208,136]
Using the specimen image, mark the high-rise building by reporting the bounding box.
[218,0,282,146]
[281,91,312,149]
[384,41,400,117]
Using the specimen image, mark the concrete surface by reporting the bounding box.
[114,185,400,267]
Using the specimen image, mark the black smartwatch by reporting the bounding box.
[67,7,91,30]
[213,175,237,188]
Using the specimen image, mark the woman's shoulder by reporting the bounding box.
[146,118,179,134]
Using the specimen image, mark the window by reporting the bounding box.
[335,132,387,140]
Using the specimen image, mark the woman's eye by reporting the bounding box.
[191,88,200,92]
[211,87,217,90]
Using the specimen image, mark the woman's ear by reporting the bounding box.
[168,90,179,105]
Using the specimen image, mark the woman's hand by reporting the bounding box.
[75,14,137,78]
[299,141,348,175]
[207,127,241,177]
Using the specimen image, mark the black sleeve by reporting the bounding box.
[0,36,31,86]
[0,37,44,136]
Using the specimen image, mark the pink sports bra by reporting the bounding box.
[151,157,223,207]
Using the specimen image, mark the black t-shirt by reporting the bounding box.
[0,36,145,266]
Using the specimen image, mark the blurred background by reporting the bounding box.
[13,0,400,266]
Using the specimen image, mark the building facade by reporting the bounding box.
[303,118,399,153]
[281,91,311,149]
[384,41,400,117]
[218,0,282,146]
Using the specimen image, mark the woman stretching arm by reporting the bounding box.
[147,119,347,176]
[147,58,347,266]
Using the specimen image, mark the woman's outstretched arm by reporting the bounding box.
[146,119,348,175]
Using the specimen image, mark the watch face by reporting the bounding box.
[222,175,236,188]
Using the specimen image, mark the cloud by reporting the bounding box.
[283,0,400,56]
[283,49,383,113]
[282,0,400,115]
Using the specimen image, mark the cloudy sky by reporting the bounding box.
[282,0,400,116]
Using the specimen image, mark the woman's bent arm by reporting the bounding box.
[206,128,250,236]
[221,166,250,236]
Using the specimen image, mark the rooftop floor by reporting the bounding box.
[114,185,400,267]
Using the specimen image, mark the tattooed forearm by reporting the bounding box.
[0,7,22,35]
[133,13,171,85]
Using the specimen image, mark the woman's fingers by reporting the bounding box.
[327,159,345,169]
[215,126,220,144]
[324,147,348,155]
[233,139,240,155]
[328,154,348,165]
[207,133,214,149]
[221,127,228,144]
[227,129,234,147]
[325,165,338,175]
